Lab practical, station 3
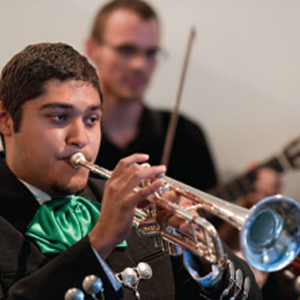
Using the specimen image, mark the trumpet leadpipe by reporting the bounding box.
[70,153,215,227]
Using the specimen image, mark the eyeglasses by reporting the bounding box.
[96,38,166,61]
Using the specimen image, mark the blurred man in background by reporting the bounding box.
[85,0,219,192]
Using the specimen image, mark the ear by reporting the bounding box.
[0,101,13,136]
[85,37,100,62]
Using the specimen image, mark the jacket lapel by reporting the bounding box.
[0,158,40,234]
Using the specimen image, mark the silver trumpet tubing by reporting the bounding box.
[70,152,300,277]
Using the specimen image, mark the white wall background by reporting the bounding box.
[1,0,300,200]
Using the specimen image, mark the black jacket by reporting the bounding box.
[0,156,262,300]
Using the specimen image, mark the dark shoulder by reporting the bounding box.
[144,106,204,133]
[160,109,207,141]
[86,177,106,202]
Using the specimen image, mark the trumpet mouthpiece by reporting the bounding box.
[70,152,86,168]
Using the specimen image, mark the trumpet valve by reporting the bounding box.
[136,218,161,237]
[165,240,184,256]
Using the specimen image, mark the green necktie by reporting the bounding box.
[26,196,127,254]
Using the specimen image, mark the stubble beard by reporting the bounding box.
[49,177,87,198]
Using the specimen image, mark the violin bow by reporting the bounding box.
[160,27,196,166]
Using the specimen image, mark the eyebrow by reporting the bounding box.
[113,43,160,52]
[118,43,159,49]
[39,103,102,111]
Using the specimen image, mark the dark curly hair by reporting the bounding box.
[0,42,102,147]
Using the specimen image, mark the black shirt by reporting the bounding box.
[94,106,218,192]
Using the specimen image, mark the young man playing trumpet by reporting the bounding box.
[0,42,261,300]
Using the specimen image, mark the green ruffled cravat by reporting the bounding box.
[26,196,127,254]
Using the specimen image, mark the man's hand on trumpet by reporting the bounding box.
[88,154,166,260]
[155,189,200,233]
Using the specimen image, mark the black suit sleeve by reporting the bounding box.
[6,237,120,300]
[171,243,262,300]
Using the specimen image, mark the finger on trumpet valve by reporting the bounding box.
[186,204,204,211]
[140,162,166,192]
[140,163,151,188]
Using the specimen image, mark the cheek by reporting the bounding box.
[29,129,64,160]
[99,54,122,75]
[90,128,101,159]
[147,61,156,75]
[109,59,128,76]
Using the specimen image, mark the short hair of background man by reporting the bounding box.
[91,0,159,42]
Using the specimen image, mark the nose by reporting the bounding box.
[67,119,88,148]
[130,52,149,71]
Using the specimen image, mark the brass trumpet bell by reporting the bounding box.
[241,194,300,272]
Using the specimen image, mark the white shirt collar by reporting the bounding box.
[19,179,74,205]
[19,179,52,205]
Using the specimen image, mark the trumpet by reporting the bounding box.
[70,152,300,276]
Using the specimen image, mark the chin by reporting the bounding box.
[119,93,143,103]
[53,173,89,196]
[117,87,144,100]
[52,182,86,197]
[129,87,145,97]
